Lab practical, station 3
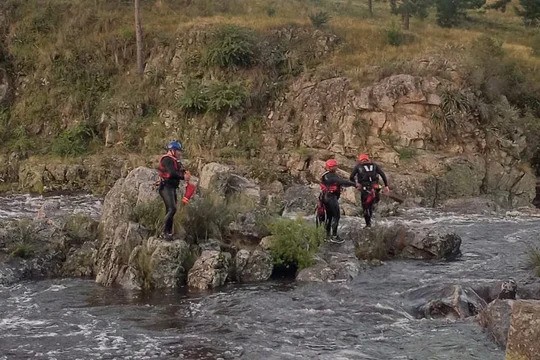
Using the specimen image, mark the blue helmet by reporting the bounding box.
[167,140,182,151]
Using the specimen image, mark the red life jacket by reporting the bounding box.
[320,171,339,193]
[157,154,180,180]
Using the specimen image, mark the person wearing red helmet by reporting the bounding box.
[350,153,389,228]
[319,158,357,243]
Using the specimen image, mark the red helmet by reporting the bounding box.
[358,153,370,162]
[325,159,338,169]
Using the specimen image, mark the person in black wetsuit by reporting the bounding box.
[320,158,357,243]
[157,140,192,240]
[349,153,389,228]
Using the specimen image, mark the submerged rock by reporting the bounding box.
[354,223,462,261]
[407,284,487,320]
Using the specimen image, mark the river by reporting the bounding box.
[1,195,539,360]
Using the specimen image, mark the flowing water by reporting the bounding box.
[1,195,539,360]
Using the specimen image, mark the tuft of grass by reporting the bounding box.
[10,243,35,259]
[181,192,237,242]
[129,199,167,236]
[397,147,418,160]
[268,218,325,270]
[309,11,331,28]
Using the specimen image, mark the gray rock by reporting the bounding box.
[477,299,513,348]
[187,250,231,290]
[235,249,273,283]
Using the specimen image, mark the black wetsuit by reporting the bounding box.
[320,172,356,237]
[158,156,186,236]
[349,162,388,227]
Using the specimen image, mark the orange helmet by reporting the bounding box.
[358,153,370,162]
[325,159,338,169]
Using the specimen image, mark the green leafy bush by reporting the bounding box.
[207,82,248,112]
[386,25,404,46]
[205,25,258,68]
[309,11,331,28]
[178,81,209,114]
[268,218,325,269]
[51,124,94,157]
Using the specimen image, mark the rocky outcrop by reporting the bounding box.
[95,167,158,287]
[187,250,231,290]
[263,73,536,208]
[0,214,99,284]
[199,162,261,204]
[505,300,540,360]
[11,154,150,194]
[234,249,273,282]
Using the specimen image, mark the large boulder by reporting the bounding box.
[399,227,462,261]
[95,167,158,287]
[198,162,260,203]
[123,238,191,290]
[234,249,273,283]
[61,242,97,278]
[505,300,540,360]
[187,250,231,290]
[282,185,319,216]
[477,299,513,348]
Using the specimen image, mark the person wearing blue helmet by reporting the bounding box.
[157,139,194,240]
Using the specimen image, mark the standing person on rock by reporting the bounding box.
[349,153,389,228]
[320,159,358,243]
[157,140,196,240]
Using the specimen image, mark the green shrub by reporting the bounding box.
[207,82,248,112]
[7,126,34,152]
[266,6,277,17]
[309,11,331,28]
[51,123,94,157]
[182,193,237,242]
[386,25,404,46]
[205,25,258,68]
[527,247,540,277]
[8,219,37,259]
[178,81,209,114]
[268,218,325,269]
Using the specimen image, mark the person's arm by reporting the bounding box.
[162,157,184,180]
[349,165,358,183]
[327,172,356,187]
[376,165,389,187]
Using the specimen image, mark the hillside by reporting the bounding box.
[0,0,539,205]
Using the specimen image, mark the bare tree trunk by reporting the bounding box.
[368,0,373,16]
[402,11,410,30]
[134,0,144,75]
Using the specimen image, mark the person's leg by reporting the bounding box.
[328,197,340,237]
[159,185,177,236]
[361,189,371,227]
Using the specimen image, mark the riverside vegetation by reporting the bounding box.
[0,0,540,278]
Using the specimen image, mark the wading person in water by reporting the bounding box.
[349,153,389,228]
[157,140,196,240]
[320,159,357,243]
